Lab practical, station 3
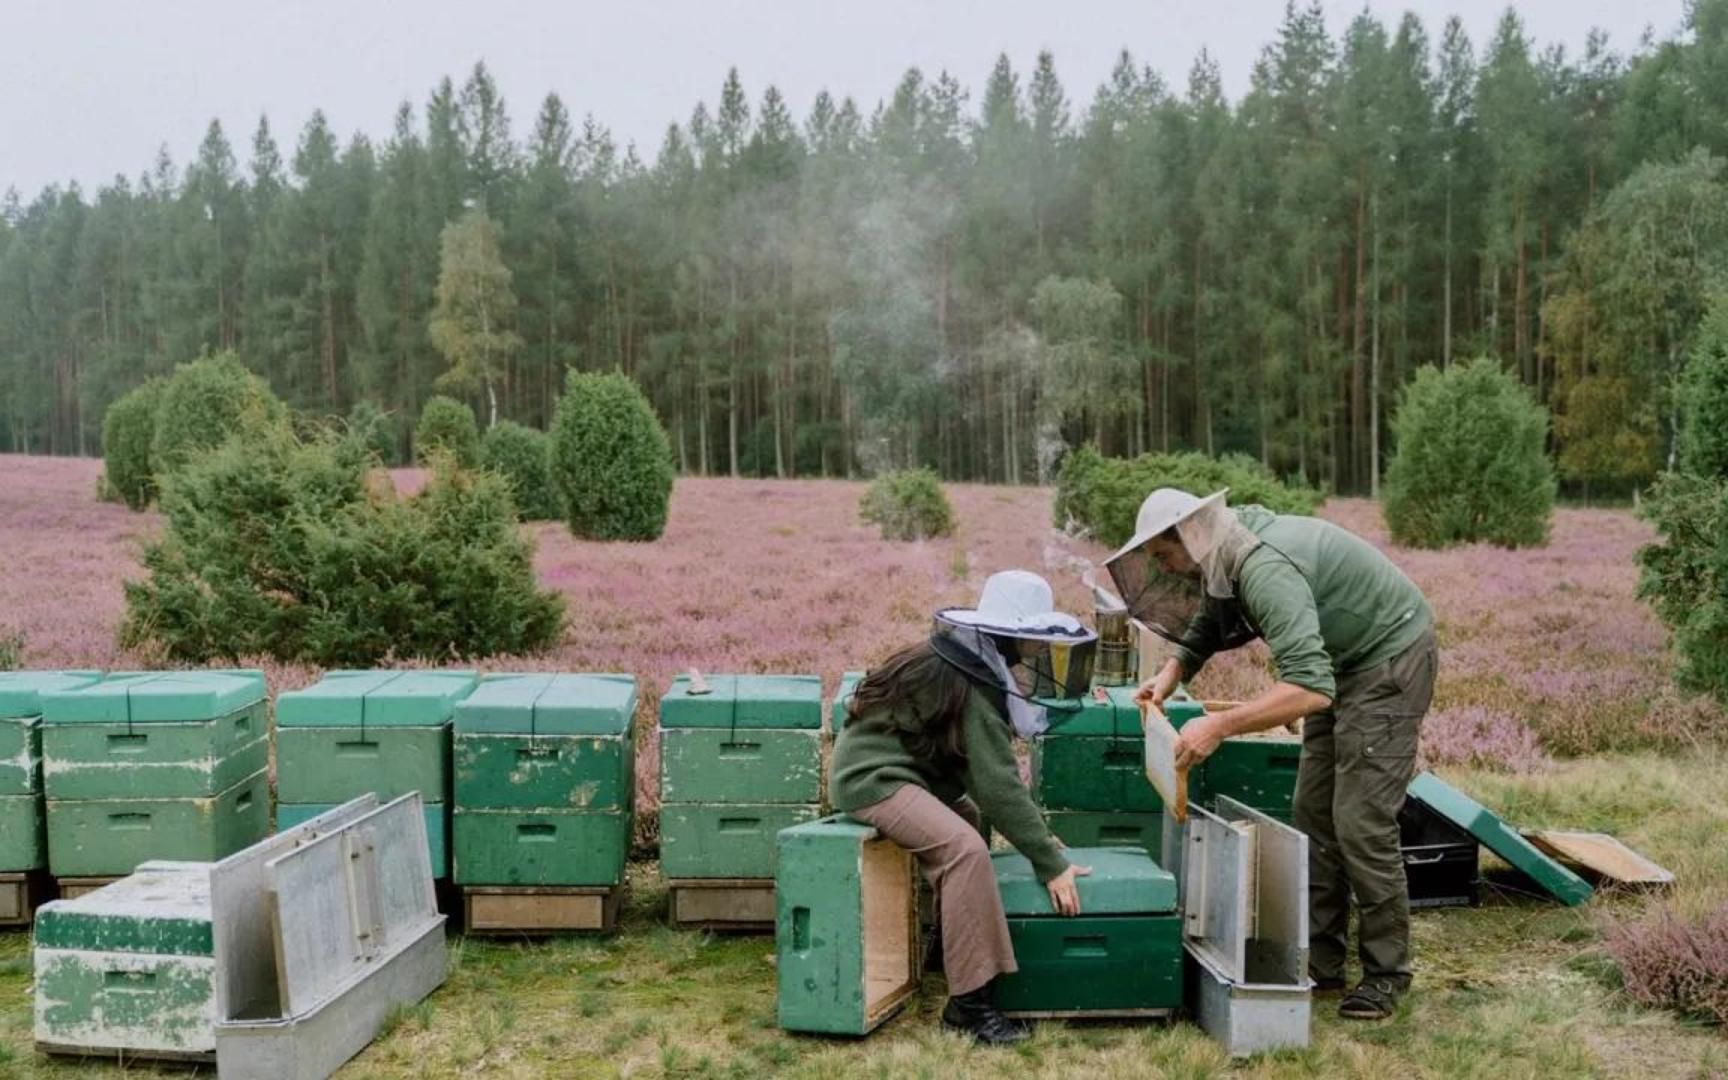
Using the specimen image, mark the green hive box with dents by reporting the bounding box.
[46,770,268,878]
[660,727,821,804]
[776,815,920,1036]
[0,672,102,876]
[991,847,1183,1017]
[453,673,638,887]
[0,794,46,869]
[33,860,216,1060]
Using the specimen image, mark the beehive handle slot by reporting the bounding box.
[104,970,158,990]
[1061,936,1109,958]
[107,812,151,829]
[517,823,557,840]
[236,790,254,811]
[336,740,381,756]
[790,906,811,952]
[718,817,761,833]
[106,733,148,753]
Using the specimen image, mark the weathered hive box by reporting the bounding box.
[1,672,103,921]
[33,859,217,1060]
[275,669,477,878]
[990,846,1183,1017]
[40,672,270,878]
[1032,688,1162,812]
[658,673,822,881]
[452,673,637,887]
[1201,731,1301,823]
[776,816,919,1036]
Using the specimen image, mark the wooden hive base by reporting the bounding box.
[37,1042,215,1065]
[54,876,121,901]
[462,885,622,934]
[667,878,775,931]
[0,871,51,927]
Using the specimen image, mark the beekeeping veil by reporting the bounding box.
[932,570,1098,739]
[1102,488,1262,649]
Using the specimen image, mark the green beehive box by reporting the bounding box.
[830,672,863,731]
[45,770,268,879]
[453,673,637,811]
[0,672,102,796]
[1201,734,1302,819]
[658,674,822,730]
[276,801,451,879]
[0,793,46,869]
[660,803,820,879]
[660,728,821,804]
[32,860,216,1058]
[1043,810,1163,854]
[40,672,267,800]
[276,670,477,806]
[776,815,919,1036]
[992,847,1183,1016]
[453,808,631,887]
[1032,688,1163,812]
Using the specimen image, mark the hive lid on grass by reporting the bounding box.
[33,860,213,957]
[1407,772,1593,907]
[993,846,1176,916]
[0,671,102,720]
[276,670,478,728]
[659,674,821,729]
[455,673,638,735]
[40,671,264,725]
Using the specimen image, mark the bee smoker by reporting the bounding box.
[1089,577,1138,687]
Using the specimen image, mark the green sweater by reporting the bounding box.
[831,685,1069,883]
[1175,506,1433,699]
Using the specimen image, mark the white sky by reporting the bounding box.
[0,0,1689,197]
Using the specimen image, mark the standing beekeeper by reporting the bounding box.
[1106,488,1436,1021]
[831,570,1097,1045]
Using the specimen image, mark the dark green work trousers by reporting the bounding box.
[1293,625,1437,984]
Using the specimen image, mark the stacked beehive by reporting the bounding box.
[275,670,477,879]
[40,671,269,887]
[0,671,101,922]
[658,674,822,928]
[1031,687,1166,853]
[1169,694,1302,824]
[453,673,638,932]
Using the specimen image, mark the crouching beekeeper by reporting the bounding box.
[1106,489,1436,1021]
[831,570,1097,1046]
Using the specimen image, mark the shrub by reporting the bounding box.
[415,395,481,468]
[1382,358,1556,549]
[102,379,166,510]
[481,421,560,521]
[1416,706,1550,774]
[1679,292,1728,479]
[859,468,956,541]
[549,370,674,541]
[120,427,564,665]
[1053,444,1324,549]
[1638,471,1728,699]
[348,400,404,466]
[1605,903,1728,1027]
[149,352,286,479]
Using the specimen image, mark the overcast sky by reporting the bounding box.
[1,0,1689,198]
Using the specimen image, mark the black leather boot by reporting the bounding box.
[941,980,1030,1046]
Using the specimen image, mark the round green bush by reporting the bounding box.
[859,467,955,541]
[549,370,674,541]
[102,378,166,510]
[416,395,481,468]
[1053,444,1323,549]
[1680,293,1728,480]
[149,352,286,478]
[1382,357,1556,549]
[348,400,404,466]
[481,421,560,521]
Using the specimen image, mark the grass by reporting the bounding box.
[3,752,1726,1078]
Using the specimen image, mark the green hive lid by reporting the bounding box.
[831,672,863,730]
[1407,772,1593,907]
[1037,687,1140,737]
[993,847,1177,915]
[659,673,821,729]
[0,671,102,720]
[779,813,876,844]
[455,673,638,735]
[276,669,477,727]
[40,670,264,724]
[33,860,214,956]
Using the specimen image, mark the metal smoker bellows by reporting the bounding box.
[1090,576,1137,687]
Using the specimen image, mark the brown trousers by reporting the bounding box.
[1292,626,1437,984]
[850,784,1017,996]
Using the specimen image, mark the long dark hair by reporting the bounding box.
[847,639,974,762]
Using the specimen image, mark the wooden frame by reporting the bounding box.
[858,836,919,1029]
[463,886,623,934]
[54,875,120,900]
[0,870,49,926]
[668,878,776,930]
[1140,702,1188,822]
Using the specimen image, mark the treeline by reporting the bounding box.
[6,2,1728,493]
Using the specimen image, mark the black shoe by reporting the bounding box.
[1339,976,1406,1020]
[941,984,1030,1046]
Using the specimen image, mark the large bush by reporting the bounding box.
[1638,471,1728,699]
[102,378,166,510]
[1382,358,1556,549]
[120,427,565,665]
[550,371,674,541]
[149,352,286,478]
[860,467,955,541]
[1054,444,1323,549]
[415,395,481,468]
[1679,292,1728,479]
[481,421,560,521]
